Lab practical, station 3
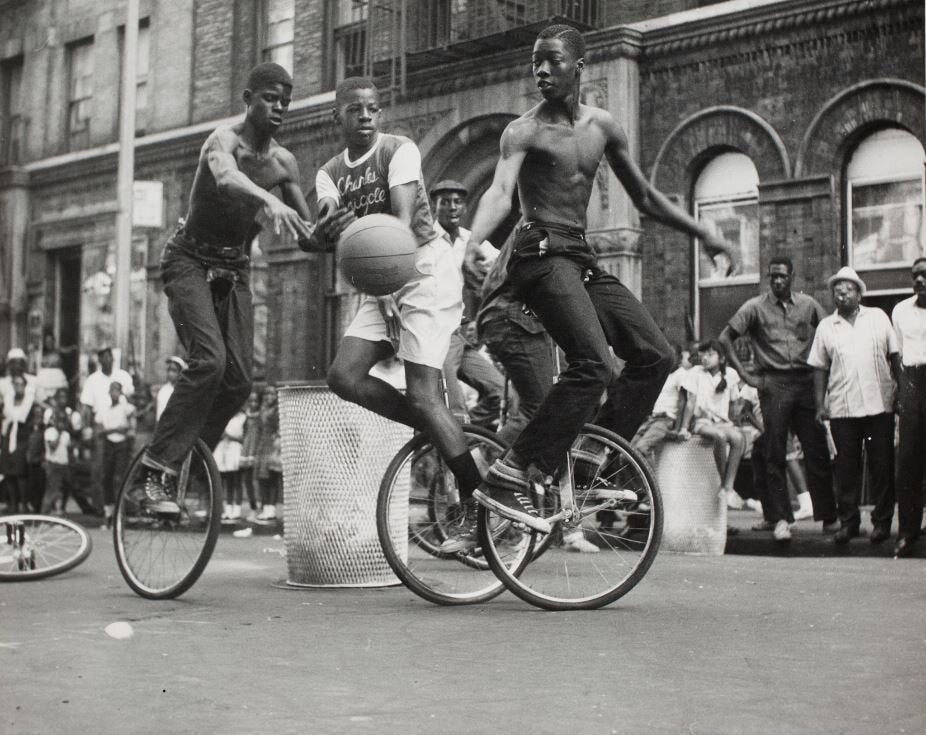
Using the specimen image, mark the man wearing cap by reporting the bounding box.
[720,255,838,542]
[891,256,926,558]
[155,356,188,424]
[430,180,505,429]
[807,267,900,545]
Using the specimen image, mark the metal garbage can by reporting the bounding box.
[655,438,727,555]
[278,384,412,587]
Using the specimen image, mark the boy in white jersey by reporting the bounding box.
[310,77,485,522]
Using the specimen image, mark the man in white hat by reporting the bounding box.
[0,348,40,407]
[807,266,901,545]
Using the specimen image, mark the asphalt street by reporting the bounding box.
[3,524,925,734]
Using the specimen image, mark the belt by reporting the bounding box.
[175,226,245,260]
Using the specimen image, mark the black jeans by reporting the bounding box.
[146,235,253,474]
[757,372,836,524]
[829,413,894,530]
[896,365,926,538]
[508,253,672,474]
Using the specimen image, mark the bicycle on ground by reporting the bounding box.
[0,514,93,581]
[112,438,223,599]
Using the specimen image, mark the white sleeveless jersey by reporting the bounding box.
[316,133,437,246]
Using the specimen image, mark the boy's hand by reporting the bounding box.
[317,203,357,246]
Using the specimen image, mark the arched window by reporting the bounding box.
[847,128,926,271]
[694,152,760,285]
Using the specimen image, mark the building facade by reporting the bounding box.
[0,0,922,389]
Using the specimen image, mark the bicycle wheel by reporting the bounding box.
[113,439,223,599]
[0,515,93,581]
[377,425,532,605]
[480,424,663,611]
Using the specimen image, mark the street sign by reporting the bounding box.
[133,180,163,228]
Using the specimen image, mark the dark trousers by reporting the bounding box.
[147,240,253,473]
[482,320,556,448]
[101,440,131,506]
[758,372,836,524]
[442,328,506,428]
[508,256,673,473]
[896,366,926,538]
[829,413,895,529]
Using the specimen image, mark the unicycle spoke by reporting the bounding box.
[113,440,222,599]
[480,425,662,611]
[377,425,531,605]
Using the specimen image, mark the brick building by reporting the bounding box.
[0,0,922,389]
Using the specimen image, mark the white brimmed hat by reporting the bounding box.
[6,347,26,361]
[827,266,866,295]
[166,355,188,371]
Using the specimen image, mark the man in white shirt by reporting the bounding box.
[79,346,134,510]
[431,179,505,428]
[808,267,900,546]
[95,381,136,524]
[0,347,40,407]
[891,257,926,558]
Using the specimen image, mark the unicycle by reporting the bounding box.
[377,424,541,606]
[113,439,223,599]
[0,515,93,581]
[479,424,663,611]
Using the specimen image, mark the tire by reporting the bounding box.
[480,424,663,611]
[113,439,223,599]
[0,515,93,581]
[376,425,531,605]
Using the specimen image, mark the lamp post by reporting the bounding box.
[114,0,139,369]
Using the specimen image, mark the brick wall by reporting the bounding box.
[191,0,236,122]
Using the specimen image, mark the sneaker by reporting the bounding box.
[473,483,551,534]
[725,490,745,510]
[773,519,792,542]
[143,469,180,515]
[562,530,599,553]
[439,499,479,554]
[485,457,531,491]
[232,527,253,538]
[744,499,763,513]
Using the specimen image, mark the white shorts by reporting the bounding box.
[344,237,463,370]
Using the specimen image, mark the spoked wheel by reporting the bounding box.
[113,439,223,599]
[480,424,663,611]
[0,515,93,581]
[377,425,532,605]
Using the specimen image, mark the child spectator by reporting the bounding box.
[25,405,46,512]
[95,381,136,526]
[155,356,187,423]
[215,403,247,521]
[255,385,282,521]
[42,409,72,515]
[678,340,747,509]
[630,343,692,466]
[238,389,262,521]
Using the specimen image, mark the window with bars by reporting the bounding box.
[334,0,368,81]
[262,0,295,74]
[67,38,94,150]
[1,55,24,164]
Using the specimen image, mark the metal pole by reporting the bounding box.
[114,0,139,369]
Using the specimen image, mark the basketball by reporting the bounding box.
[337,214,418,296]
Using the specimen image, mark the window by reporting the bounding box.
[262,0,295,74]
[334,0,368,81]
[1,55,24,164]
[694,152,760,285]
[119,20,151,135]
[67,38,94,150]
[847,128,926,270]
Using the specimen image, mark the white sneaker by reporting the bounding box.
[793,493,814,520]
[229,504,242,520]
[725,490,745,510]
[233,527,253,538]
[562,530,599,553]
[222,504,232,520]
[257,504,276,521]
[773,519,792,542]
[744,499,763,513]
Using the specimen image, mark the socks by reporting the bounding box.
[446,451,483,501]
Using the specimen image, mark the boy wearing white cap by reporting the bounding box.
[807,267,901,545]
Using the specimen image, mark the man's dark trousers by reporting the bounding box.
[508,255,672,474]
[829,412,894,530]
[758,372,837,524]
[146,238,253,474]
[896,365,926,539]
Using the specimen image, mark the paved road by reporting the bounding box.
[3,527,925,734]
